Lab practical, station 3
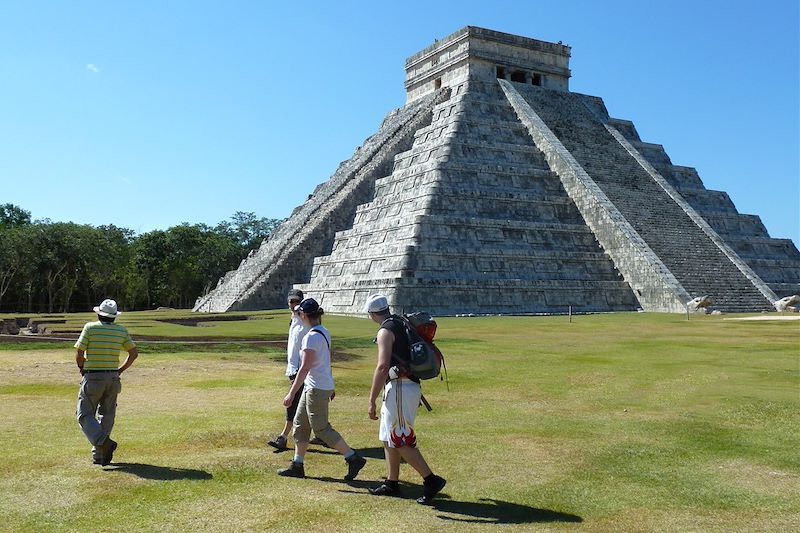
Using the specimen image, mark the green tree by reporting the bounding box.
[130,230,171,309]
[32,222,92,313]
[0,225,33,311]
[216,211,282,253]
[0,203,31,228]
[0,209,283,312]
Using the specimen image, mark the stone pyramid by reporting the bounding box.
[194,27,799,315]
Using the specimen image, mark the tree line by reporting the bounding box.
[0,203,282,313]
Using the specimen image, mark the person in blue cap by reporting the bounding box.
[277,297,366,480]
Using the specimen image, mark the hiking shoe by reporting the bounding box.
[267,434,289,451]
[369,482,401,497]
[277,461,305,478]
[309,436,331,448]
[97,438,117,467]
[416,474,446,505]
[344,453,366,481]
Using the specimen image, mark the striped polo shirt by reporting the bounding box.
[75,321,136,371]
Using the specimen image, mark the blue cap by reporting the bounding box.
[296,298,320,315]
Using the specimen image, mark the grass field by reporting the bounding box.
[0,310,798,532]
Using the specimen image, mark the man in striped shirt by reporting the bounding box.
[75,298,138,466]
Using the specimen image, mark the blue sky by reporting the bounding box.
[1,0,797,243]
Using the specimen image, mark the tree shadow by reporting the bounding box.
[105,463,213,481]
[433,497,582,524]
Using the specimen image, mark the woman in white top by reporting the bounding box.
[277,298,367,481]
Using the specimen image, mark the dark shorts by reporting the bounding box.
[286,374,305,421]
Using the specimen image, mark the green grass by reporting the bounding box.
[0,311,797,531]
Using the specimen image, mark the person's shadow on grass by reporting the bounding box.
[334,478,582,525]
[304,475,375,489]
[432,497,582,524]
[105,463,213,481]
[354,446,386,459]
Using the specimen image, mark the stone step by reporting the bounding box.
[701,213,769,237]
[310,249,624,283]
[356,183,579,216]
[663,188,739,214]
[768,282,800,298]
[723,236,800,260]
[303,277,640,314]
[374,165,564,200]
[330,216,605,256]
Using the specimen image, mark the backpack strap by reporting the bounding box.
[308,327,330,349]
[379,316,413,376]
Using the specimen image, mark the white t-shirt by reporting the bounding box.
[301,326,334,390]
[286,313,309,377]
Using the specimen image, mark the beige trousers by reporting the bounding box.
[292,387,342,446]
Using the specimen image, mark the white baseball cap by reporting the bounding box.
[363,293,389,313]
[93,299,121,318]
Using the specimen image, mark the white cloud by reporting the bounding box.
[119,177,131,184]
[86,64,99,73]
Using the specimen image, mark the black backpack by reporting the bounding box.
[385,313,445,381]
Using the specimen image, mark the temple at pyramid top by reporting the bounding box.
[405,26,572,103]
[194,27,798,315]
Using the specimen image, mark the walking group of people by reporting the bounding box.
[74,291,446,505]
[267,289,446,504]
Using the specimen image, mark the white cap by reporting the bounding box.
[363,293,389,313]
[93,299,121,318]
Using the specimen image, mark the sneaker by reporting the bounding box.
[309,436,331,448]
[369,482,401,497]
[267,434,289,451]
[416,474,446,505]
[103,439,117,466]
[277,461,305,478]
[344,453,366,481]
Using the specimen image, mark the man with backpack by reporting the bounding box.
[364,294,446,504]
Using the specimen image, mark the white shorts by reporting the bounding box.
[379,379,421,448]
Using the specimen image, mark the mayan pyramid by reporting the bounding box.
[194,27,799,315]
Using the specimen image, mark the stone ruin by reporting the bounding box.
[194,27,800,315]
